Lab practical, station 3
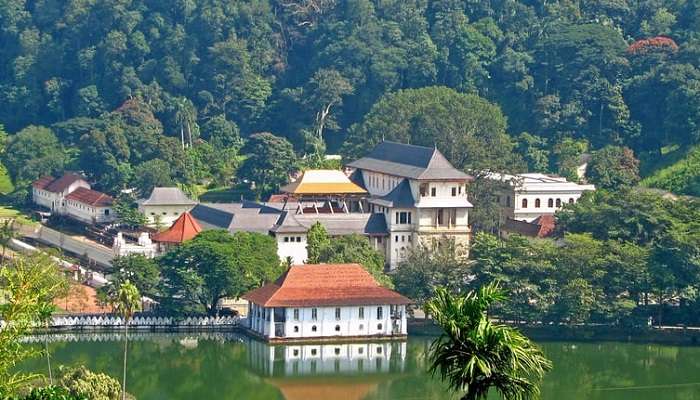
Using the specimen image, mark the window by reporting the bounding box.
[377,323,383,330]
[506,196,511,207]
[293,308,299,321]
[359,307,365,319]
[451,187,457,196]
[359,324,364,330]
[284,237,289,242]
[293,326,299,333]
[556,198,562,207]
[395,235,399,242]
[335,348,341,355]
[548,198,554,207]
[293,349,299,356]
[335,307,341,320]
[296,236,302,242]
[522,199,528,208]
[535,198,541,208]
[437,209,444,225]
[420,183,428,196]
[311,325,317,333]
[408,235,412,243]
[104,209,110,215]
[459,185,463,194]
[311,348,317,355]
[431,187,436,197]
[335,325,341,332]
[569,198,575,204]
[377,307,383,319]
[377,346,383,354]
[401,235,405,242]
[311,308,318,321]
[358,347,364,354]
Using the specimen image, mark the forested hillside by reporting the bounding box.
[1,0,699,198]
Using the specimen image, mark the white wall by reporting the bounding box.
[139,204,194,226]
[250,304,407,339]
[276,234,307,264]
[64,199,115,224]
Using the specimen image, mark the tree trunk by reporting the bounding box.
[122,323,129,400]
[180,125,185,150]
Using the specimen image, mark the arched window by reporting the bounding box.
[556,199,562,207]
[569,198,575,204]
[548,198,554,207]
[522,199,528,208]
[535,198,541,208]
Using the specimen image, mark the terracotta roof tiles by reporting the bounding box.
[64,187,113,207]
[243,264,411,307]
[152,211,202,243]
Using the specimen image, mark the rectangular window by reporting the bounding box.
[399,212,408,224]
[451,187,457,196]
[311,308,318,321]
[431,187,436,197]
[395,212,399,224]
[407,212,412,224]
[284,237,289,242]
[359,307,365,319]
[296,236,302,242]
[335,307,341,320]
[293,309,299,321]
[377,307,383,320]
[437,209,444,226]
[419,184,428,197]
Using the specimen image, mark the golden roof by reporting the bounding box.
[281,170,367,195]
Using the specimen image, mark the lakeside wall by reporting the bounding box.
[408,320,700,346]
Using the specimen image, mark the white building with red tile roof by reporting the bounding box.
[243,263,410,341]
[32,173,116,224]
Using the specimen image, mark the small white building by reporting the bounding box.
[138,187,197,227]
[487,173,595,222]
[243,263,411,342]
[32,173,116,224]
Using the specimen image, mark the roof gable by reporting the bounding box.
[141,187,197,206]
[152,211,202,243]
[375,179,415,208]
[33,173,88,193]
[346,141,470,180]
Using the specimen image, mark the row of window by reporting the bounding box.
[367,173,400,192]
[419,184,465,197]
[395,211,412,224]
[283,236,303,243]
[394,235,412,243]
[292,345,384,358]
[521,197,575,209]
[293,306,384,321]
[150,212,179,216]
[291,323,384,334]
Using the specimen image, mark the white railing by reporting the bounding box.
[21,331,247,344]
[46,315,241,329]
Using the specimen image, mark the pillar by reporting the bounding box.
[268,307,275,338]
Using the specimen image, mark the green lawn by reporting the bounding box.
[0,205,37,226]
[641,145,700,197]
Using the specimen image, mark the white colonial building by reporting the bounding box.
[487,173,595,222]
[243,264,410,341]
[138,187,197,227]
[347,141,473,269]
[32,173,116,224]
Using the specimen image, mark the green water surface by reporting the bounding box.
[23,332,700,400]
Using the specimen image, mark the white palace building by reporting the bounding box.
[243,264,411,342]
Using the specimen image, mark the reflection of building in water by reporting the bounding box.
[249,340,407,377]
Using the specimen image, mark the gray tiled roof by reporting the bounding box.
[371,178,415,208]
[272,212,388,236]
[346,141,471,180]
[190,202,283,234]
[141,187,197,206]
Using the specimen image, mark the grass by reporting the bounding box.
[0,164,14,194]
[0,205,37,226]
[199,184,256,203]
[641,145,700,196]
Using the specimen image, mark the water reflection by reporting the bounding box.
[249,341,407,377]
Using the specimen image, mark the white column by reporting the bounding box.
[401,305,407,335]
[268,307,275,338]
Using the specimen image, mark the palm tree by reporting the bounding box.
[424,283,552,400]
[111,281,141,400]
[37,303,56,385]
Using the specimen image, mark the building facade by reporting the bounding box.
[347,141,473,269]
[138,187,197,227]
[488,173,595,223]
[32,173,115,224]
[243,264,410,341]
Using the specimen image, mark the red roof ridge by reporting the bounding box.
[152,211,202,243]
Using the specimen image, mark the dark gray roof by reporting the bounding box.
[141,187,197,206]
[190,202,282,234]
[371,178,415,208]
[346,141,471,180]
[272,212,388,236]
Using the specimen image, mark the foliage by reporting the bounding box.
[18,386,85,400]
[99,255,160,300]
[306,223,392,288]
[393,238,472,307]
[113,194,147,228]
[0,255,69,397]
[642,145,700,196]
[58,366,121,400]
[159,230,282,315]
[110,281,141,324]
[2,126,66,186]
[425,284,552,400]
[237,133,297,199]
[587,146,640,189]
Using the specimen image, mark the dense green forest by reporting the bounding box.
[1,0,699,199]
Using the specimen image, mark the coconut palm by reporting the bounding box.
[111,281,141,400]
[424,283,552,400]
[37,303,56,385]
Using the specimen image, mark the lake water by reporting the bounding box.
[23,332,700,400]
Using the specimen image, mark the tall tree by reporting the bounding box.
[238,133,297,198]
[109,281,141,400]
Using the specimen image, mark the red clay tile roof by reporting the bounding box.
[65,187,113,207]
[151,211,202,243]
[32,176,55,190]
[243,264,411,307]
[44,173,87,193]
[503,216,556,238]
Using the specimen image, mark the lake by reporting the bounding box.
[23,332,700,399]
